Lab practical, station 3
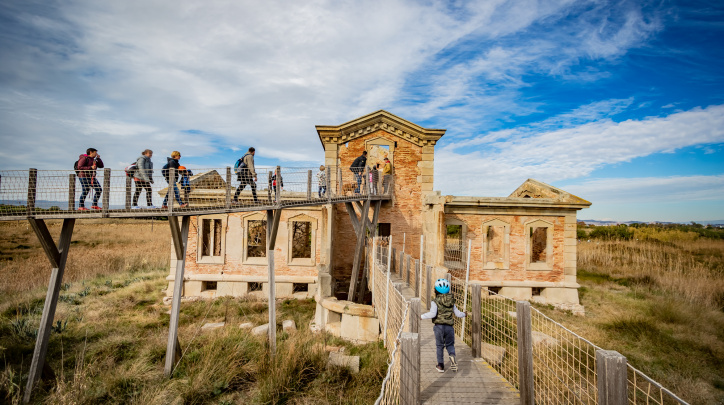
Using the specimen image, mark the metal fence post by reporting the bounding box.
[307,169,312,200]
[461,239,472,339]
[225,167,232,209]
[517,301,534,405]
[425,265,432,308]
[326,166,331,202]
[596,350,628,405]
[400,332,420,405]
[27,168,37,216]
[68,174,76,211]
[471,284,482,358]
[125,174,133,210]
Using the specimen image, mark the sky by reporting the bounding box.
[0,0,722,222]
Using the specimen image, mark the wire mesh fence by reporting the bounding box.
[0,166,392,220]
[627,365,689,405]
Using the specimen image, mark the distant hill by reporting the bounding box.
[580,219,724,226]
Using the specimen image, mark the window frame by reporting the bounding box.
[287,213,318,266]
[481,218,510,270]
[524,219,554,271]
[242,212,268,265]
[196,214,227,264]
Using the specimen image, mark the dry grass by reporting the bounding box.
[532,235,724,405]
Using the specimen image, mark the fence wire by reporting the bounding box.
[0,166,392,220]
[627,365,689,405]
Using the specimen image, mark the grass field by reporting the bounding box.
[0,220,386,404]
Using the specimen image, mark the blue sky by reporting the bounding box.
[0,0,722,222]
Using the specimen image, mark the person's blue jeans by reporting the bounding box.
[162,183,183,206]
[79,177,102,208]
[354,171,362,193]
[319,186,326,198]
[433,324,456,365]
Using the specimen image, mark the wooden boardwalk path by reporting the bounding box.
[419,318,519,405]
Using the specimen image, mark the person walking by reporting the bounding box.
[421,278,467,373]
[233,147,259,204]
[382,156,392,194]
[316,165,327,198]
[178,166,193,204]
[132,149,155,209]
[77,148,104,211]
[369,163,380,195]
[350,151,367,193]
[161,151,187,209]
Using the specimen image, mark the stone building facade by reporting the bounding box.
[166,110,590,314]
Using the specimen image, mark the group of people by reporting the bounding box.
[350,151,393,195]
[75,146,393,210]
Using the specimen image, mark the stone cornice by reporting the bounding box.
[316,110,446,148]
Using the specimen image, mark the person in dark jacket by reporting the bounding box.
[421,278,467,373]
[233,147,259,204]
[77,148,104,210]
[132,149,155,209]
[350,151,367,193]
[161,151,187,208]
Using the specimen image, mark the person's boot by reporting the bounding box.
[436,363,445,373]
[450,355,458,372]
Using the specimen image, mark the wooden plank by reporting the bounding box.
[23,218,75,404]
[344,202,361,234]
[68,174,75,211]
[347,198,370,301]
[471,285,481,358]
[27,168,37,217]
[27,218,60,269]
[414,259,420,297]
[225,167,232,209]
[596,350,628,405]
[168,216,184,260]
[409,298,421,334]
[102,168,111,216]
[164,216,190,377]
[267,209,281,356]
[425,265,433,308]
[275,166,281,206]
[400,332,420,405]
[368,200,381,234]
[167,168,175,215]
[516,301,534,405]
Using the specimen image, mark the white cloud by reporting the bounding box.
[563,175,724,204]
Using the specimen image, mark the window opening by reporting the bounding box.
[249,282,262,292]
[486,225,505,264]
[201,219,223,258]
[488,286,502,295]
[530,227,548,263]
[532,287,543,296]
[377,223,391,237]
[293,283,309,293]
[291,221,312,259]
[247,220,266,258]
[202,281,217,291]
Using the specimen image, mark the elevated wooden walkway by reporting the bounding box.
[419,318,519,404]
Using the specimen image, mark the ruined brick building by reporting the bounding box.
[166,111,591,326]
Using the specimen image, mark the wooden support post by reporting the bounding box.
[266,209,282,356]
[23,218,75,403]
[348,198,370,302]
[596,350,628,405]
[307,169,312,200]
[357,201,381,302]
[363,166,370,196]
[406,255,411,285]
[125,175,133,210]
[167,168,176,216]
[391,247,397,274]
[164,216,190,378]
[400,332,420,405]
[68,174,75,211]
[102,168,111,216]
[344,202,361,234]
[326,166,331,203]
[399,250,404,277]
[27,168,37,217]
[409,298,421,334]
[225,167,232,209]
[267,171,273,203]
[275,166,281,207]
[425,265,433,308]
[517,300,534,405]
[471,285,482,358]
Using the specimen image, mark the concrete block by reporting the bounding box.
[252,323,270,336]
[417,160,434,169]
[541,287,579,305]
[283,319,297,333]
[185,281,203,296]
[532,331,557,347]
[328,352,360,374]
[319,274,332,298]
[201,322,225,331]
[499,287,532,301]
[481,343,506,366]
[262,282,294,298]
[341,313,380,342]
[217,281,249,297]
[239,322,254,329]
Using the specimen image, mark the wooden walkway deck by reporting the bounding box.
[419,318,519,404]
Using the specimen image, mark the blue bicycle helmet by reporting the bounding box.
[434,278,450,294]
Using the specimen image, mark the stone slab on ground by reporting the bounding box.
[328,352,359,374]
[252,323,269,336]
[532,331,557,347]
[201,322,225,331]
[283,319,297,333]
[239,322,254,329]
[480,342,506,366]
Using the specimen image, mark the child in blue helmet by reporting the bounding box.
[421,278,467,373]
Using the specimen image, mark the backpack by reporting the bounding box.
[73,160,80,176]
[234,153,250,175]
[124,163,138,177]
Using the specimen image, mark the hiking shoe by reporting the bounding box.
[131,206,141,210]
[91,206,101,210]
[450,356,458,372]
[179,203,188,208]
[147,205,157,209]
[436,364,445,373]
[77,207,89,211]
[161,205,168,209]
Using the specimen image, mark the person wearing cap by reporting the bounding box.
[77,147,104,211]
[162,151,188,208]
[178,165,193,204]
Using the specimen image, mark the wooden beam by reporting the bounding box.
[348,198,370,301]
[356,201,381,302]
[27,218,60,269]
[102,168,111,217]
[596,350,628,405]
[267,209,282,250]
[68,174,75,211]
[164,216,190,377]
[344,202,361,235]
[471,285,482,358]
[400,332,420,405]
[517,300,534,405]
[266,209,282,356]
[27,168,37,217]
[367,200,381,234]
[23,218,75,404]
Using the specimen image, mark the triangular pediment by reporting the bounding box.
[316,110,445,147]
[509,179,591,205]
